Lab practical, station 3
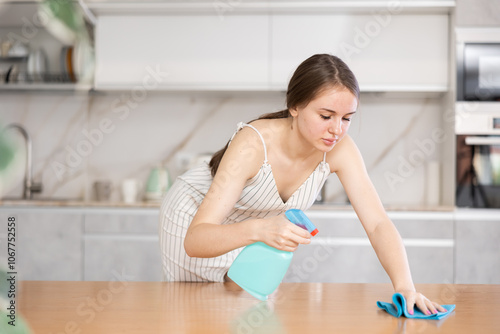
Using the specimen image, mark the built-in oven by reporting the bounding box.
[456,28,500,101]
[455,28,500,208]
[456,103,500,208]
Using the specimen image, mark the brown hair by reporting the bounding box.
[209,54,359,177]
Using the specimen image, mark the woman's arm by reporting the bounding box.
[184,127,311,258]
[330,136,446,314]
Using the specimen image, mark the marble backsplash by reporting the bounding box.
[0,91,451,207]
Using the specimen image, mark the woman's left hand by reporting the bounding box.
[397,290,447,315]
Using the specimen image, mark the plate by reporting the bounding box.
[73,39,94,84]
[72,42,81,82]
[27,51,36,82]
[33,48,48,82]
[60,46,68,81]
[66,46,75,82]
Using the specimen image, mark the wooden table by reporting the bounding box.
[18,281,499,334]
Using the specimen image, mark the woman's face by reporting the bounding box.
[291,87,358,152]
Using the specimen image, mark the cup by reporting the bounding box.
[1,40,12,57]
[121,179,141,204]
[93,180,112,202]
[145,166,170,202]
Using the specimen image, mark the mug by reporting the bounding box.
[94,180,112,202]
[121,179,142,204]
[145,166,170,202]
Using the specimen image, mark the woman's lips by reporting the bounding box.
[322,138,337,146]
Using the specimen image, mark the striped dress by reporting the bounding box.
[159,122,331,282]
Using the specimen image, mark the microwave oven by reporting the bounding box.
[456,28,500,101]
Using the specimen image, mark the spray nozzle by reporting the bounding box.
[285,209,318,236]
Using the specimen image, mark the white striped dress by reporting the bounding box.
[159,122,331,282]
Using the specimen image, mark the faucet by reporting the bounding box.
[4,123,42,199]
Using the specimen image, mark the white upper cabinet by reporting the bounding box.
[95,15,269,90]
[93,4,451,92]
[271,14,450,92]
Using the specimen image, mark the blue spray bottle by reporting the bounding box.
[227,209,318,300]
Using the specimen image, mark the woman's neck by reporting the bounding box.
[280,117,320,162]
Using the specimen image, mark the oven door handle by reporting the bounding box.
[465,136,500,146]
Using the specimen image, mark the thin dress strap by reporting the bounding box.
[229,122,268,164]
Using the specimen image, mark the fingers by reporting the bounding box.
[289,223,312,244]
[265,215,312,251]
[405,295,415,315]
[409,293,446,315]
[274,232,309,251]
[434,302,447,313]
[417,297,437,315]
[271,228,310,252]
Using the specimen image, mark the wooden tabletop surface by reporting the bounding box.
[18,281,500,334]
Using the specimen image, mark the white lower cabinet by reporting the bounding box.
[284,212,454,284]
[0,208,161,281]
[0,210,84,281]
[2,207,498,283]
[455,219,500,284]
[83,211,161,281]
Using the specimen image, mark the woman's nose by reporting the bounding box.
[329,119,342,135]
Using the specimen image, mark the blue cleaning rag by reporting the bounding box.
[377,293,455,320]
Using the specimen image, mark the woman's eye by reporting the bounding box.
[343,118,352,122]
[320,115,331,120]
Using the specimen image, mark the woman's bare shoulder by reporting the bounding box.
[326,135,364,173]
[220,123,267,179]
[247,118,287,142]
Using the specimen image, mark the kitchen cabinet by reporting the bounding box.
[271,14,450,92]
[0,209,83,280]
[284,211,454,284]
[94,15,269,90]
[456,0,500,26]
[0,207,161,281]
[4,205,498,284]
[83,210,162,281]
[455,214,500,284]
[94,5,451,93]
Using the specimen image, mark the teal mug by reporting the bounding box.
[145,166,170,202]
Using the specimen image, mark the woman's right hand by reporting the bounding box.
[257,214,312,252]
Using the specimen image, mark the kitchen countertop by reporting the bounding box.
[18,281,499,334]
[0,198,454,211]
[0,199,162,208]
[2,199,499,220]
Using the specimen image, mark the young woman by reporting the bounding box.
[159,54,446,315]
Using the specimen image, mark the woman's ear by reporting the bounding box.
[289,107,298,117]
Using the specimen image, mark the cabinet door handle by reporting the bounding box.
[465,136,500,146]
